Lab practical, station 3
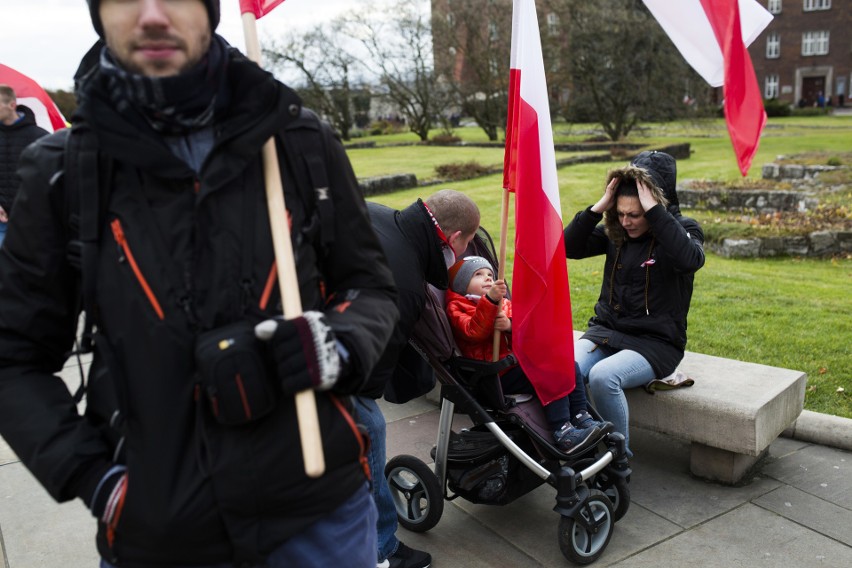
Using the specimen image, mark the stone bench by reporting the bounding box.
[624,350,807,484]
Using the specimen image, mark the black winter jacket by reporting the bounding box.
[364,200,449,400]
[564,205,704,377]
[0,48,397,566]
[0,104,49,213]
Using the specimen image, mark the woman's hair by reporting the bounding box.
[603,165,668,246]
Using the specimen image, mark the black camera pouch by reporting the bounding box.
[195,321,278,425]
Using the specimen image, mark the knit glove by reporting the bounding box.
[89,465,128,525]
[255,311,341,394]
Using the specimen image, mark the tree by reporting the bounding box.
[46,89,76,121]
[432,0,512,141]
[345,0,448,142]
[265,22,362,141]
[545,0,700,141]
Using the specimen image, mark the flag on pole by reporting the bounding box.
[643,0,771,176]
[502,0,574,406]
[0,63,66,132]
[239,0,286,18]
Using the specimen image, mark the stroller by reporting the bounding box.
[383,228,631,565]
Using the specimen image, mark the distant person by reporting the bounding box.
[0,84,49,247]
[564,152,705,455]
[445,255,608,453]
[817,91,826,109]
[0,0,399,566]
[363,188,481,568]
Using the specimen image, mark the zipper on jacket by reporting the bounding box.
[110,219,166,320]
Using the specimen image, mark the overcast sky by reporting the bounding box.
[1,0,365,91]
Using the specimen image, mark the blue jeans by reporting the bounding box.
[575,338,655,453]
[0,221,6,248]
[99,483,377,568]
[354,396,399,562]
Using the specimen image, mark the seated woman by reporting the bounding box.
[445,255,609,454]
[564,152,705,455]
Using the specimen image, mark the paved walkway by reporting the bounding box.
[2,360,851,567]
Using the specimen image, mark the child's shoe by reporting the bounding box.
[572,410,614,436]
[553,421,599,454]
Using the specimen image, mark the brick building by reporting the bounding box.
[750,0,851,107]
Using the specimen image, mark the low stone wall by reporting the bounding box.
[359,173,418,197]
[677,188,819,213]
[762,163,842,180]
[710,231,852,258]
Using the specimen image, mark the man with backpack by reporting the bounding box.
[0,1,398,567]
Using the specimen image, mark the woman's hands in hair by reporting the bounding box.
[637,180,659,212]
[591,177,619,214]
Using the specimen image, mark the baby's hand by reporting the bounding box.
[495,311,512,332]
[487,279,507,302]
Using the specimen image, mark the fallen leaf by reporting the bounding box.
[818,367,828,375]
[838,387,846,393]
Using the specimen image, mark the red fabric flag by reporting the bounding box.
[699,0,767,176]
[0,63,66,132]
[239,0,286,18]
[502,0,574,406]
[643,0,770,176]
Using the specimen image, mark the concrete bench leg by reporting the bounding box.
[690,443,767,485]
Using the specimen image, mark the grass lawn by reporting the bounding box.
[358,115,852,419]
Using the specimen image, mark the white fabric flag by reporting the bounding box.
[642,0,772,87]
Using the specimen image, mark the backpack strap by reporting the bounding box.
[275,112,336,254]
[65,122,110,355]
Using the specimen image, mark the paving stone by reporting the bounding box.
[454,482,681,567]
[378,395,436,424]
[627,428,781,528]
[608,503,852,568]
[396,498,546,568]
[385,407,472,466]
[760,444,852,509]
[754,485,852,547]
[0,462,98,568]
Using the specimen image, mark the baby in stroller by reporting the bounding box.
[445,255,612,453]
[383,228,631,565]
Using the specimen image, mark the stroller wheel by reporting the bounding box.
[384,454,444,532]
[593,472,630,522]
[558,490,614,565]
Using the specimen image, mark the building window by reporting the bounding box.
[802,31,830,55]
[547,13,560,36]
[803,0,830,10]
[766,32,780,58]
[765,75,779,99]
[767,0,782,13]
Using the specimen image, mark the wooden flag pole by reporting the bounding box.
[492,187,511,361]
[242,12,325,478]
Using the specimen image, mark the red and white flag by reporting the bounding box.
[0,63,66,133]
[239,0,286,18]
[503,0,574,406]
[643,0,771,176]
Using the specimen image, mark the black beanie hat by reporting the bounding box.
[87,0,221,38]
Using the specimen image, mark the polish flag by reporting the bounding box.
[0,64,66,132]
[239,0,286,18]
[643,0,772,176]
[503,0,574,405]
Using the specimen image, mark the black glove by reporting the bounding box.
[255,311,341,394]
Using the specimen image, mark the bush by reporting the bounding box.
[367,119,406,136]
[435,161,492,181]
[791,107,831,117]
[763,98,792,117]
[430,134,462,145]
